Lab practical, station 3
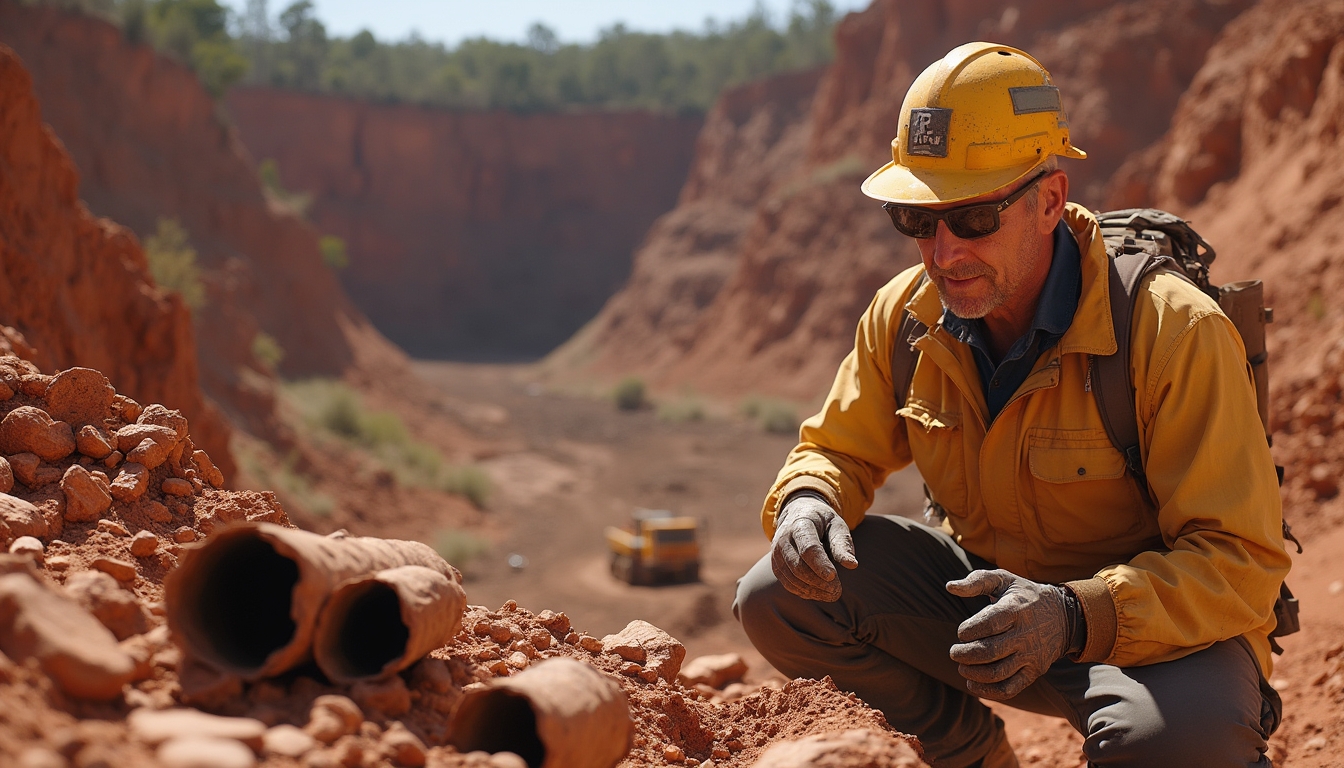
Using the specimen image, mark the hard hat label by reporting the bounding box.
[1009,85,1062,115]
[908,108,952,158]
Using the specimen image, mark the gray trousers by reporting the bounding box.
[733,515,1281,768]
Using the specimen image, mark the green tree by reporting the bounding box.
[143,217,205,310]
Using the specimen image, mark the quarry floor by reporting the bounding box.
[412,361,1344,766]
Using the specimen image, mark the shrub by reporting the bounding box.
[319,235,349,270]
[434,528,491,569]
[741,395,801,435]
[236,440,334,517]
[658,397,705,423]
[257,158,312,216]
[251,332,285,372]
[144,217,205,310]
[613,376,647,411]
[439,466,492,509]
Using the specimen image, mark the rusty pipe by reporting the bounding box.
[313,565,466,683]
[448,657,633,768]
[164,522,456,679]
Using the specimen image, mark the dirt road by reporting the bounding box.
[413,361,924,678]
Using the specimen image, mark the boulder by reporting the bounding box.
[0,494,46,539]
[0,572,137,699]
[75,426,114,460]
[8,453,61,488]
[0,407,75,461]
[44,368,115,426]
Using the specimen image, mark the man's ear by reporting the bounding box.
[1037,170,1069,235]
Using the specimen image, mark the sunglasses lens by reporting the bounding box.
[946,205,1000,239]
[887,206,938,238]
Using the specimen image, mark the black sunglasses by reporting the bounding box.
[882,172,1047,240]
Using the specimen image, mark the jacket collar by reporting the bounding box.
[905,203,1117,357]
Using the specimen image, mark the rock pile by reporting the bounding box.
[0,355,923,767]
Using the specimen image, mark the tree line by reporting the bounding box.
[35,0,840,110]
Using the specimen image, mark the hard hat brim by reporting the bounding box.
[861,146,1086,205]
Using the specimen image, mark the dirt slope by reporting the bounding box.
[0,44,231,477]
[551,0,1253,401]
[0,0,405,440]
[226,88,703,360]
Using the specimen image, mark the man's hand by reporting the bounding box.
[770,493,858,602]
[945,569,1079,701]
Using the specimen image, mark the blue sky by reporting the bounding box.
[222,0,872,46]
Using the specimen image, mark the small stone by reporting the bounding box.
[173,526,197,543]
[0,494,47,539]
[157,736,257,768]
[264,724,317,757]
[61,465,113,522]
[578,634,603,652]
[138,405,189,442]
[528,629,553,650]
[65,569,148,640]
[45,555,70,571]
[130,707,266,747]
[76,425,115,460]
[749,729,922,766]
[601,620,686,682]
[162,477,194,497]
[145,500,172,523]
[0,572,136,699]
[665,745,686,762]
[487,753,528,768]
[115,423,179,454]
[96,519,129,537]
[380,722,426,767]
[1307,465,1339,500]
[130,531,159,557]
[305,695,364,744]
[17,747,65,768]
[351,674,411,716]
[128,437,173,471]
[564,632,580,645]
[621,661,641,676]
[115,395,143,422]
[17,374,50,397]
[679,653,749,689]
[537,610,571,635]
[408,658,454,694]
[0,380,10,401]
[488,622,515,644]
[45,368,115,426]
[639,668,659,683]
[8,536,43,562]
[193,450,225,488]
[0,456,11,494]
[110,462,149,503]
[91,556,137,582]
[103,450,122,468]
[507,651,530,669]
[0,406,76,461]
[178,655,242,709]
[488,659,510,675]
[9,453,61,488]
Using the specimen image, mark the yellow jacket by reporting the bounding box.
[763,204,1290,675]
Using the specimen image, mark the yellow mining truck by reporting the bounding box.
[605,509,701,585]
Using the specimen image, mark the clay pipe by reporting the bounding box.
[313,564,466,683]
[165,522,458,680]
[448,657,634,768]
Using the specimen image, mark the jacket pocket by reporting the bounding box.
[1026,429,1147,546]
[899,399,968,518]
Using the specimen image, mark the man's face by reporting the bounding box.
[913,176,1048,320]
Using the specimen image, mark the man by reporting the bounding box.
[734,43,1290,768]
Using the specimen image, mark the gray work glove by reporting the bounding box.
[770,492,858,602]
[945,569,1084,701]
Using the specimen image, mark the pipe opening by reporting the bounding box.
[194,536,300,669]
[326,582,410,678]
[449,689,547,768]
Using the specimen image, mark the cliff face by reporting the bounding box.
[224,88,703,360]
[554,0,1253,399]
[0,0,405,439]
[1108,0,1344,533]
[0,44,231,473]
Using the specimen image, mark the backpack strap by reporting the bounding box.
[1091,247,1178,507]
[891,273,929,411]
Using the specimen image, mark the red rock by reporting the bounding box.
[76,425,114,460]
[61,464,112,522]
[380,722,427,767]
[262,724,316,758]
[173,526,197,543]
[601,620,686,682]
[0,407,75,462]
[109,462,148,503]
[137,404,189,442]
[0,455,11,494]
[0,494,46,539]
[130,530,158,557]
[18,374,50,397]
[749,728,925,767]
[44,368,115,425]
[115,396,143,423]
[124,435,175,471]
[91,556,136,582]
[679,653,749,689]
[162,477,193,497]
[305,695,363,744]
[102,450,122,468]
[193,450,225,489]
[8,537,42,562]
[7,453,61,488]
[64,570,148,640]
[156,736,256,768]
[130,707,266,748]
[351,675,411,716]
[0,571,136,699]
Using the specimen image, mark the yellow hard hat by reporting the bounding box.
[861,42,1086,205]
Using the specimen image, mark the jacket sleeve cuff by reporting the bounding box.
[766,475,843,538]
[1064,577,1118,663]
